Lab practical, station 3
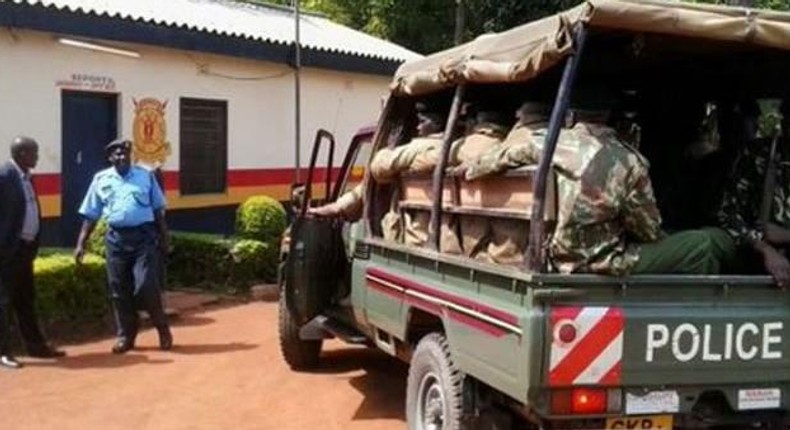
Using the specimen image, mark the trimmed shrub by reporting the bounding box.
[235,196,287,244]
[86,219,109,257]
[230,239,278,283]
[167,232,234,290]
[167,232,278,293]
[34,252,107,324]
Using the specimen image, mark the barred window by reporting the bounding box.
[179,98,227,195]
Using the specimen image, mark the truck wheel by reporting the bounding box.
[407,333,465,430]
[278,283,322,370]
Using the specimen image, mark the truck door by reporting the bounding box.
[284,130,345,325]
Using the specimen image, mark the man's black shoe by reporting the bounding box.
[158,328,173,351]
[0,355,22,369]
[28,345,66,358]
[111,338,135,354]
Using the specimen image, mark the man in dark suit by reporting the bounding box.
[0,136,66,369]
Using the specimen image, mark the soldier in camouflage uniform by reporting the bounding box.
[475,102,550,265]
[370,109,509,251]
[717,100,790,287]
[465,110,731,275]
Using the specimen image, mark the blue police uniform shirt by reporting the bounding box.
[78,166,166,227]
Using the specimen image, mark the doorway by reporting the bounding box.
[61,91,118,245]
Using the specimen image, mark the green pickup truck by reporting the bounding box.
[279,1,790,429]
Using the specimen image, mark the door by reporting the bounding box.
[61,91,118,245]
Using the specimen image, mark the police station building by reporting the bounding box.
[0,0,419,245]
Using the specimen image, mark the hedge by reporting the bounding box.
[167,232,277,292]
[34,251,107,324]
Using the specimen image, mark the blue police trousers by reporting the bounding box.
[105,223,168,342]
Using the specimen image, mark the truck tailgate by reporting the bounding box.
[544,283,790,388]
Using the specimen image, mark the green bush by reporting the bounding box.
[86,219,109,256]
[167,232,234,290]
[168,232,277,292]
[230,239,278,283]
[235,196,287,244]
[34,252,108,324]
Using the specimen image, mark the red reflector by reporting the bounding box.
[558,323,577,343]
[551,390,572,415]
[571,388,607,414]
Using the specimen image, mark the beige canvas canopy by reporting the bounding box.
[391,0,790,96]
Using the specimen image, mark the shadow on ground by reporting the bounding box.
[310,347,407,422]
[23,352,173,369]
[136,342,258,355]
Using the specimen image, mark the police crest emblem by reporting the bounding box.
[132,98,171,167]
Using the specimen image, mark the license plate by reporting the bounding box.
[606,414,673,429]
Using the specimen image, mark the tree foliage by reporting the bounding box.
[246,0,790,54]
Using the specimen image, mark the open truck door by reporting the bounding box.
[279,127,372,370]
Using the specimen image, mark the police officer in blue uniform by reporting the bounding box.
[74,139,173,354]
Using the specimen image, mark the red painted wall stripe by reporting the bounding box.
[32,167,345,195]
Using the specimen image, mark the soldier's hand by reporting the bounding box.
[762,247,790,289]
[74,245,85,266]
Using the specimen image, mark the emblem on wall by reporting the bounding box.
[132,98,171,167]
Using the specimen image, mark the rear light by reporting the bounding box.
[551,388,621,415]
[572,388,607,414]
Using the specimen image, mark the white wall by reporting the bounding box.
[0,28,389,174]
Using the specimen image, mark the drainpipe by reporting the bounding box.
[294,0,302,184]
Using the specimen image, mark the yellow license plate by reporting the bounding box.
[605,415,673,429]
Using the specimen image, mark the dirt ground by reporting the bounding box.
[0,301,407,430]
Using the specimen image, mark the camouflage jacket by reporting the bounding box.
[369,123,507,184]
[717,138,790,245]
[465,122,662,275]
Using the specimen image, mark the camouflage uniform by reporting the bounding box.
[371,124,507,252]
[450,123,508,257]
[717,138,790,255]
[334,183,365,220]
[480,106,548,266]
[467,121,727,275]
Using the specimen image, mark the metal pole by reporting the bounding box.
[429,84,466,250]
[526,25,588,272]
[294,0,302,184]
[454,0,465,45]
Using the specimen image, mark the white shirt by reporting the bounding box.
[11,160,40,241]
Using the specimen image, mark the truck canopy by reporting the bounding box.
[392,0,790,96]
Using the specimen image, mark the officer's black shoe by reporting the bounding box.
[158,327,173,351]
[0,355,22,369]
[111,338,135,354]
[28,344,66,358]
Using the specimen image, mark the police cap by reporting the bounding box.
[105,139,132,155]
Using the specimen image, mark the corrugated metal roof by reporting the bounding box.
[10,0,422,62]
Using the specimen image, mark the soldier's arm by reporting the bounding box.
[622,162,662,242]
[716,149,760,246]
[370,139,436,183]
[309,184,363,220]
[463,142,540,181]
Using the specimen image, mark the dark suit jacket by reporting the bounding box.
[0,161,39,257]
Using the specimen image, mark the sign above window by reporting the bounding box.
[56,74,116,92]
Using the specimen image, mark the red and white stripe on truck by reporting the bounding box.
[549,306,624,387]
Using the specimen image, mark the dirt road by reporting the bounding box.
[0,301,407,430]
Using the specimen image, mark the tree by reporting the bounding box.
[242,0,790,54]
